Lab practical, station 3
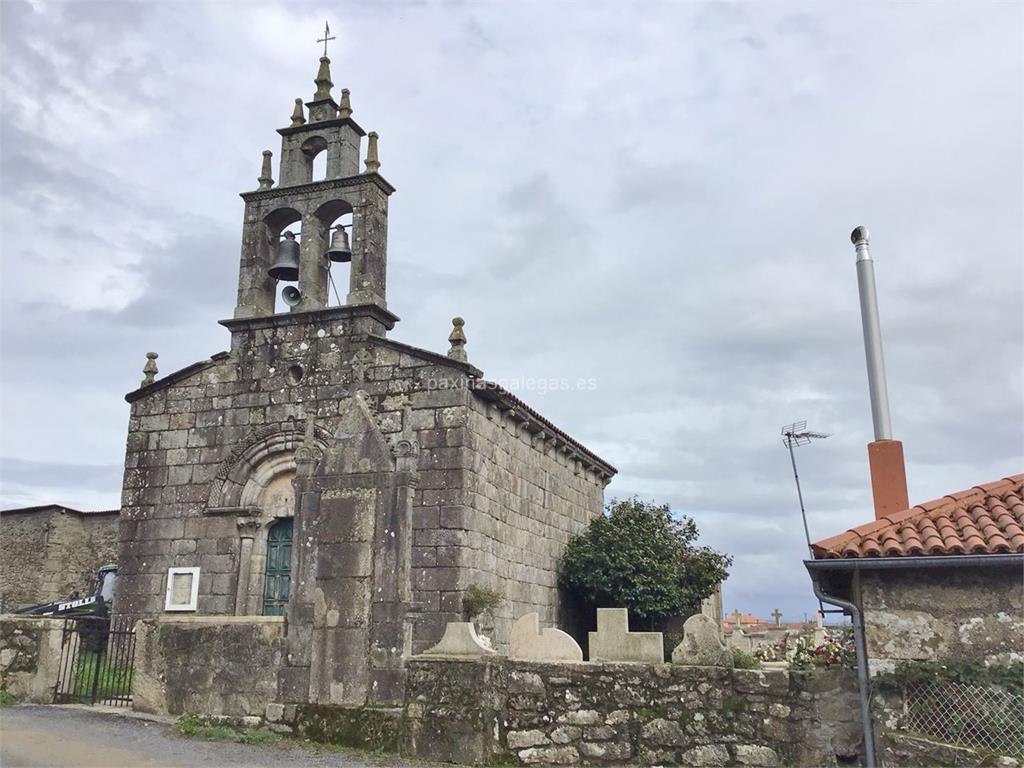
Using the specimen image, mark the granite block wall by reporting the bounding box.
[132,616,286,717]
[452,398,607,651]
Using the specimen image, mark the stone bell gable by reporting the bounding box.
[116,48,614,707]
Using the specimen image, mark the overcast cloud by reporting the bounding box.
[1,0,1021,621]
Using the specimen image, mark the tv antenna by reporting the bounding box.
[781,421,830,557]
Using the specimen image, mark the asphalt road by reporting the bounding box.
[0,705,438,768]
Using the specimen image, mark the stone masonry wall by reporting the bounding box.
[0,616,65,703]
[453,399,606,651]
[0,508,119,611]
[404,658,862,767]
[132,616,285,717]
[860,566,1024,669]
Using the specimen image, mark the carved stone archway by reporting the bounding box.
[205,424,329,615]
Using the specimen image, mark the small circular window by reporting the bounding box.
[287,364,304,385]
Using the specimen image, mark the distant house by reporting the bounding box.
[0,504,119,611]
[806,474,1024,670]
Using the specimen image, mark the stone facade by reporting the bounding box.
[859,565,1024,669]
[403,658,863,766]
[0,505,119,611]
[115,51,613,709]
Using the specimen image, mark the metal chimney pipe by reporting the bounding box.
[851,226,893,441]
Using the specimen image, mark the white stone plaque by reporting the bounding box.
[164,567,200,612]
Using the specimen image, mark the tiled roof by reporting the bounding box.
[812,474,1024,559]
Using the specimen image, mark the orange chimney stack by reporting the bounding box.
[867,440,909,519]
[851,227,909,520]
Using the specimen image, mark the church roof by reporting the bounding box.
[811,474,1024,559]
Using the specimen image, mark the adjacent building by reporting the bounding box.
[0,504,119,611]
[807,474,1024,670]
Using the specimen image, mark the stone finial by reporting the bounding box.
[258,150,274,190]
[447,317,467,362]
[338,88,352,118]
[313,56,333,101]
[290,98,306,127]
[141,352,158,387]
[364,131,380,173]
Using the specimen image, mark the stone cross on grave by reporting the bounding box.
[731,609,742,628]
[771,608,783,626]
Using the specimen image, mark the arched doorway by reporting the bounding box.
[262,518,293,616]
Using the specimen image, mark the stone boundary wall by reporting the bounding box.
[133,616,284,717]
[0,616,64,703]
[403,657,862,766]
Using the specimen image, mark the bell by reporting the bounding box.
[268,231,300,281]
[281,285,302,306]
[325,226,351,263]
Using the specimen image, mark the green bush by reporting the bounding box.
[731,647,761,669]
[559,498,731,622]
[462,584,503,622]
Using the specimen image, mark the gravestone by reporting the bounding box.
[588,608,662,663]
[509,612,583,662]
[671,614,732,667]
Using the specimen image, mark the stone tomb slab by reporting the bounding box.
[588,608,663,663]
[508,612,583,662]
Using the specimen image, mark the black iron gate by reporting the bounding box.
[53,615,136,706]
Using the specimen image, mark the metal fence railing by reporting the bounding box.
[899,680,1024,758]
[53,615,136,707]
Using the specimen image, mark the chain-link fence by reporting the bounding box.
[897,680,1024,757]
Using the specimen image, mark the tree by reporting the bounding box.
[559,498,732,623]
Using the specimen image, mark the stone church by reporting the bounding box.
[117,51,615,705]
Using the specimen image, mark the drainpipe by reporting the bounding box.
[809,575,877,768]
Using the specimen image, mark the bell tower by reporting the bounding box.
[232,44,396,336]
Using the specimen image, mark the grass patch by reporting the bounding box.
[0,690,14,706]
[72,650,133,700]
[177,714,279,745]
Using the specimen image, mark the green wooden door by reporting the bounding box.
[262,518,293,616]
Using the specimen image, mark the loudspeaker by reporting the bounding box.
[282,285,302,307]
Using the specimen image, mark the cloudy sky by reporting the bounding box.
[1,0,1021,621]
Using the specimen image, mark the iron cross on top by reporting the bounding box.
[318,21,335,57]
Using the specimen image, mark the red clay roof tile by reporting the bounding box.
[812,474,1024,559]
